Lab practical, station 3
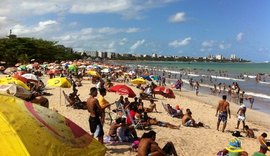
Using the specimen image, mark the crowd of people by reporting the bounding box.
[1,60,269,156]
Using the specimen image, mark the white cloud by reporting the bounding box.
[12,20,58,35]
[202,40,214,47]
[119,38,128,45]
[200,40,215,52]
[169,37,191,48]
[169,12,186,23]
[70,0,131,14]
[236,32,244,42]
[130,39,145,51]
[219,42,231,50]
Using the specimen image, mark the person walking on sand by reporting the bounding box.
[216,95,231,132]
[236,104,246,129]
[87,87,104,144]
[195,81,200,96]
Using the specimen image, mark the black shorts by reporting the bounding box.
[89,116,104,137]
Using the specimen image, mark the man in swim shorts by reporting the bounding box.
[216,95,231,132]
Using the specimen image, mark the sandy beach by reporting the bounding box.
[40,75,270,156]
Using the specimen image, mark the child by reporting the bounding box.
[243,125,255,138]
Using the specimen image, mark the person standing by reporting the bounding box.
[236,104,246,129]
[216,95,231,132]
[87,87,104,144]
[195,81,200,96]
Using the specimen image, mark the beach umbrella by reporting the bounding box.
[141,76,152,81]
[153,86,175,98]
[109,84,136,98]
[22,73,38,82]
[47,69,61,75]
[86,70,101,77]
[130,78,146,85]
[47,77,71,88]
[0,77,30,90]
[150,75,158,81]
[163,88,175,98]
[19,65,27,71]
[14,71,27,76]
[0,84,31,100]
[0,94,106,156]
[68,64,77,72]
[101,68,110,73]
[12,74,28,84]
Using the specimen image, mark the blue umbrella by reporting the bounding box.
[141,75,152,81]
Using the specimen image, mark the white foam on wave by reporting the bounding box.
[259,81,270,85]
[245,91,270,100]
[244,75,256,79]
[210,75,245,82]
[188,74,200,77]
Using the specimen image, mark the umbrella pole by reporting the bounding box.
[60,87,61,106]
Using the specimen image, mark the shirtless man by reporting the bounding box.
[87,87,104,144]
[236,104,246,129]
[145,99,158,113]
[182,109,196,127]
[137,130,178,156]
[216,95,231,132]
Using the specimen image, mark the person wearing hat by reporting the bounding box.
[218,138,248,156]
[252,145,269,156]
[236,104,247,129]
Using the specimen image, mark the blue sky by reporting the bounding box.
[0,0,270,62]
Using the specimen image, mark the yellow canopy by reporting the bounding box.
[0,77,30,90]
[130,78,146,85]
[85,70,101,77]
[0,94,106,156]
[47,77,71,88]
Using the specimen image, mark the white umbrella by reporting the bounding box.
[22,73,38,81]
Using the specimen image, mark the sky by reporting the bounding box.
[0,0,270,62]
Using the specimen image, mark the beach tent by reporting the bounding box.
[0,94,106,156]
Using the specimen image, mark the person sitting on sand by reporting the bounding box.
[217,138,248,156]
[145,99,158,113]
[258,133,270,147]
[137,130,178,156]
[27,82,49,108]
[108,118,123,141]
[243,125,255,138]
[116,117,138,142]
[166,104,183,118]
[182,109,203,127]
[148,118,180,129]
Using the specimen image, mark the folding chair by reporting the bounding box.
[62,90,73,106]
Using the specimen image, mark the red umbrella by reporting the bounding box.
[154,86,175,98]
[12,74,28,84]
[163,88,175,98]
[109,84,136,98]
[14,71,27,76]
[47,69,61,75]
[153,86,166,94]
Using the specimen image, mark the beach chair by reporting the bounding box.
[161,102,170,114]
[62,90,73,106]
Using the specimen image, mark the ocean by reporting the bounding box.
[115,61,270,114]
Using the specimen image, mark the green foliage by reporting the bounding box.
[0,36,81,66]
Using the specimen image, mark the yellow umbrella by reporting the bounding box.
[85,70,101,77]
[0,77,30,90]
[47,77,71,88]
[0,93,106,156]
[130,78,146,85]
